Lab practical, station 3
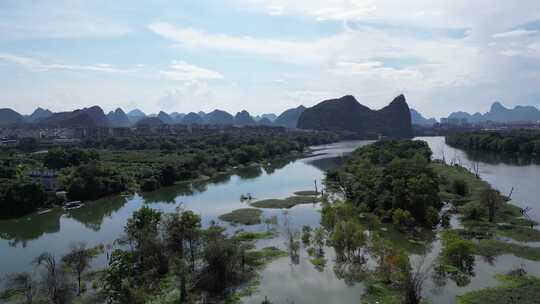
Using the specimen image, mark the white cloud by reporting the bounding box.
[0,1,130,40]
[0,53,137,73]
[493,29,539,39]
[330,61,423,82]
[148,22,350,64]
[160,61,224,81]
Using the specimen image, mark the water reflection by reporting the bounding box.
[66,196,128,231]
[0,209,63,247]
[460,150,540,166]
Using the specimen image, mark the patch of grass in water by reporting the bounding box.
[475,239,540,261]
[497,226,540,242]
[218,208,262,225]
[246,246,288,268]
[293,190,320,196]
[310,256,327,271]
[251,196,320,209]
[233,230,277,242]
[457,273,540,304]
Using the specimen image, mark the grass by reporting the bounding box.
[475,239,540,261]
[458,274,540,304]
[293,190,320,196]
[310,256,327,270]
[431,163,491,204]
[233,230,277,242]
[218,208,263,225]
[246,246,288,268]
[497,226,540,242]
[251,196,320,209]
[435,163,540,243]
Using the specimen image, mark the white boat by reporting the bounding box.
[37,208,52,215]
[63,201,83,210]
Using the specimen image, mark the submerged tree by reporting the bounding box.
[33,252,72,304]
[61,242,95,296]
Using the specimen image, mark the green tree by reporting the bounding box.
[481,189,504,223]
[441,230,475,274]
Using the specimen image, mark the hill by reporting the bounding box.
[274,106,306,128]
[206,110,234,125]
[27,107,53,123]
[170,112,185,124]
[136,117,164,127]
[297,95,412,137]
[181,112,205,125]
[107,108,131,127]
[410,109,437,126]
[0,108,25,126]
[157,111,174,124]
[38,106,109,127]
[235,110,256,125]
[258,117,274,126]
[127,109,146,124]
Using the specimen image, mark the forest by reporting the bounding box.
[446,130,540,154]
[0,129,338,218]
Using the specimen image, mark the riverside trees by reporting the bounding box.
[0,129,338,219]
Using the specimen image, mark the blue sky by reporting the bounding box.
[1,0,540,118]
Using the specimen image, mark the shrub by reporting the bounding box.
[452,179,469,196]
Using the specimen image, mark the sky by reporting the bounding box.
[1,1,540,119]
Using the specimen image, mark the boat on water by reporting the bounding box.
[37,208,52,215]
[63,201,84,210]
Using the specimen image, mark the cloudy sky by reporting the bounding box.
[1,0,540,118]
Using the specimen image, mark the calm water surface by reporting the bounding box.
[1,137,540,303]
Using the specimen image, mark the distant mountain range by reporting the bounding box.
[297,95,412,137]
[4,99,537,130]
[410,109,437,126]
[38,106,109,127]
[274,106,306,128]
[447,102,540,123]
[0,108,25,126]
[107,108,131,127]
[26,107,53,123]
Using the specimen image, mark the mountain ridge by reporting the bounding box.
[297,95,412,137]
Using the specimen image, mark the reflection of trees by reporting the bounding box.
[306,156,346,172]
[207,173,232,185]
[142,183,195,204]
[464,150,540,166]
[263,158,293,174]
[333,261,368,286]
[0,209,62,247]
[67,196,127,231]
[236,166,263,180]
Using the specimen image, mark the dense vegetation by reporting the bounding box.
[0,129,338,218]
[0,207,286,303]
[446,130,540,154]
[324,139,441,228]
[318,139,540,303]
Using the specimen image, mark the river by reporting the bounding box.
[1,137,540,303]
